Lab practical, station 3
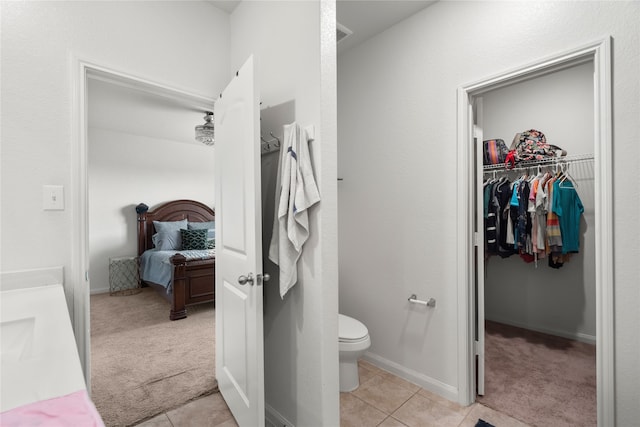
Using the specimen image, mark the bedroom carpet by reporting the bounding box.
[477,321,596,427]
[90,287,216,427]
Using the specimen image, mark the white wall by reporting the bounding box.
[482,61,596,343]
[1,1,229,312]
[337,1,639,423]
[88,127,216,294]
[2,2,340,425]
[229,2,339,426]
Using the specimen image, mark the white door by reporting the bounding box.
[214,55,265,427]
[473,97,485,396]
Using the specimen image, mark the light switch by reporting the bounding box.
[43,185,64,210]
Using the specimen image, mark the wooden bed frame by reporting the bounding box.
[136,199,215,320]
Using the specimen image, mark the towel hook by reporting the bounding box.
[270,132,281,147]
[261,133,281,149]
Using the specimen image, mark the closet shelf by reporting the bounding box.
[483,153,594,172]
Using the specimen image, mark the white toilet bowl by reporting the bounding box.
[339,314,371,392]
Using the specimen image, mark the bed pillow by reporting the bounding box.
[152,219,188,250]
[181,228,208,250]
[188,221,215,238]
[188,221,215,248]
[206,238,215,250]
[154,219,188,233]
[153,231,182,251]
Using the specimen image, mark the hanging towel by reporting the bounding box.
[269,122,320,298]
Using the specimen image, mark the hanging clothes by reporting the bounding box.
[268,122,321,298]
[484,180,498,255]
[507,178,521,247]
[527,171,551,266]
[484,164,585,269]
[517,180,534,262]
[546,175,563,250]
[534,172,552,258]
[552,179,584,254]
[488,177,515,258]
[545,174,568,268]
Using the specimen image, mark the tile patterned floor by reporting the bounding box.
[135,392,238,427]
[340,360,530,427]
[135,360,530,427]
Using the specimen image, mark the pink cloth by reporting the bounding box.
[0,390,104,427]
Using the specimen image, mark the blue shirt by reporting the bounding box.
[552,180,584,253]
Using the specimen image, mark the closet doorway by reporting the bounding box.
[457,38,613,426]
[477,60,597,426]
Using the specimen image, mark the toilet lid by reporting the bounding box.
[339,314,369,341]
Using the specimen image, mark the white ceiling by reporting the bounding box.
[207,0,240,14]
[90,1,435,143]
[336,1,435,54]
[206,0,436,54]
[88,77,210,145]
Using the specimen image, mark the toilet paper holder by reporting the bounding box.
[408,294,436,308]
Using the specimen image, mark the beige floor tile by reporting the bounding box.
[166,393,236,427]
[137,367,532,427]
[340,393,388,427]
[215,418,240,427]
[359,362,383,385]
[352,374,417,415]
[417,388,473,414]
[458,403,532,427]
[378,416,409,427]
[379,371,420,394]
[391,393,468,427]
[134,413,173,427]
[359,359,385,376]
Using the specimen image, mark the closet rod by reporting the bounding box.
[483,153,594,172]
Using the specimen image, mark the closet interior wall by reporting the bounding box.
[480,61,596,343]
[258,100,296,422]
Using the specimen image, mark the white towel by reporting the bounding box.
[268,122,320,298]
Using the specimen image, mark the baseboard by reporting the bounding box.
[485,316,596,345]
[265,403,295,427]
[91,286,110,295]
[361,352,459,403]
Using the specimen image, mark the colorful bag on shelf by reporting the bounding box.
[506,129,567,168]
[483,139,509,165]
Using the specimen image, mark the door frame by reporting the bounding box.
[70,54,216,388]
[456,37,614,426]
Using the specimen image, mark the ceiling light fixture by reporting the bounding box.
[195,111,215,145]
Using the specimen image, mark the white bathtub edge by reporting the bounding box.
[0,266,64,292]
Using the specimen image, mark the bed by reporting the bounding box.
[136,199,215,320]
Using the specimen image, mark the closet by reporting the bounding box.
[474,61,597,425]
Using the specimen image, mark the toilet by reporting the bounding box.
[338,314,371,392]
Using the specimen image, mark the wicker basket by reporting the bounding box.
[109,256,142,296]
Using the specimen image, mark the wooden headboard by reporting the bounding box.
[136,199,215,256]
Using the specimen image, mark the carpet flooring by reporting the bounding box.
[90,288,216,427]
[478,321,596,427]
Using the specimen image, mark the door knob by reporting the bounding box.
[238,273,254,286]
[257,273,270,285]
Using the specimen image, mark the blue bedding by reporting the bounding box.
[139,249,215,294]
